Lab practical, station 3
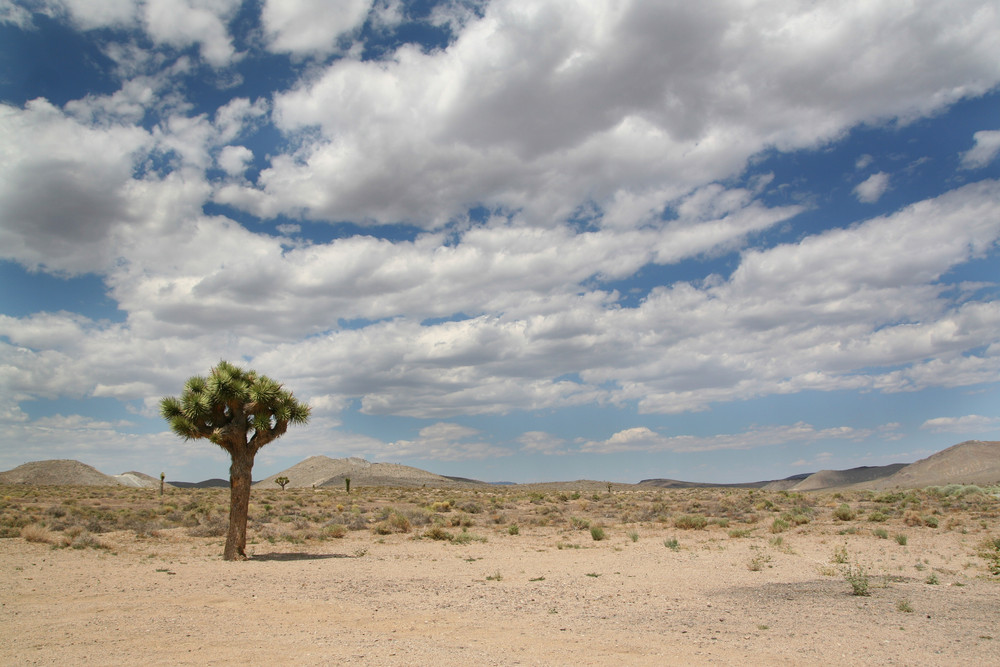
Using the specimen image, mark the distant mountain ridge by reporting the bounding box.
[1,440,998,489]
[638,473,811,490]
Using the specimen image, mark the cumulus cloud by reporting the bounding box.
[854,171,890,203]
[961,129,1000,169]
[0,410,219,475]
[221,0,1000,228]
[578,422,888,455]
[262,0,373,55]
[383,422,512,460]
[217,145,253,176]
[143,0,241,67]
[920,415,1000,434]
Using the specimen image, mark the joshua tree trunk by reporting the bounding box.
[224,448,255,561]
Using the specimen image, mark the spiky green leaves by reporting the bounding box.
[160,361,311,454]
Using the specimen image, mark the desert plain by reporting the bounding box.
[2,479,999,666]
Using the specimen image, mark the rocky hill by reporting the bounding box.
[863,440,1000,489]
[255,455,486,489]
[790,464,906,491]
[0,460,121,486]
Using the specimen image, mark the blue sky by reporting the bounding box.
[1,0,999,484]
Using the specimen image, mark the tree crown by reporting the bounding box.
[160,360,310,455]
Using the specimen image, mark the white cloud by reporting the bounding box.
[143,0,241,67]
[383,422,512,460]
[854,171,890,203]
[579,422,886,455]
[0,99,152,274]
[1,0,36,28]
[0,410,219,476]
[221,0,1000,228]
[217,145,253,176]
[920,415,1000,434]
[961,129,1000,169]
[518,431,569,455]
[262,0,372,55]
[855,154,874,170]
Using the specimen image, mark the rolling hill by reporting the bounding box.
[255,455,487,489]
[863,440,1000,489]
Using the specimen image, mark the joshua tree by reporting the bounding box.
[160,361,310,560]
[345,477,351,494]
[274,475,290,491]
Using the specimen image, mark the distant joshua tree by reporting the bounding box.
[160,361,310,560]
[274,475,290,491]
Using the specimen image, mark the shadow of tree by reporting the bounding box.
[249,552,352,561]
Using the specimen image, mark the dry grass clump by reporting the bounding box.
[21,523,55,544]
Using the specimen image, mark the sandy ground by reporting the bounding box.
[2,523,998,666]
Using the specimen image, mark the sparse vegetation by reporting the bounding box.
[978,537,1000,575]
[833,503,856,521]
[843,564,870,596]
[674,514,708,530]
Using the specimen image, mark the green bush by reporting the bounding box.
[833,504,856,521]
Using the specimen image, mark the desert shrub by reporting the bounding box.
[341,511,369,531]
[873,527,889,539]
[843,564,870,596]
[459,501,483,514]
[388,510,412,532]
[187,513,228,537]
[590,525,606,541]
[674,514,708,530]
[507,523,520,535]
[922,515,939,529]
[322,523,347,538]
[728,528,752,538]
[833,504,856,521]
[868,510,889,522]
[423,526,454,541]
[895,533,908,546]
[781,510,811,526]
[748,551,772,571]
[664,537,680,551]
[903,511,924,526]
[21,523,55,544]
[570,517,591,530]
[978,537,1000,575]
[452,529,487,544]
[770,518,789,534]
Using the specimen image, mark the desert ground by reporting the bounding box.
[2,483,999,665]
